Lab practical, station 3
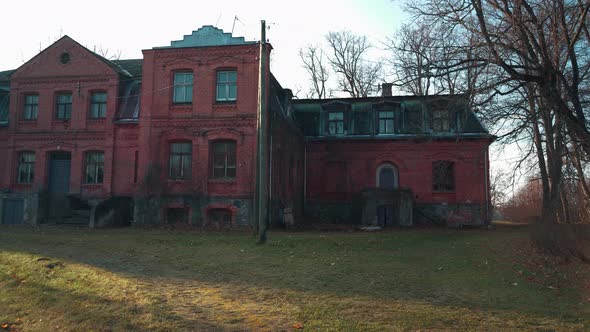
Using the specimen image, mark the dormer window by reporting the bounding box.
[432,109,451,132]
[378,111,395,134]
[328,112,344,135]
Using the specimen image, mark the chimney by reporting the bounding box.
[381,83,393,97]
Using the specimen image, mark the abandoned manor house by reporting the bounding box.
[0,26,494,228]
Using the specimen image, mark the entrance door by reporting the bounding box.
[48,152,71,193]
[377,205,393,227]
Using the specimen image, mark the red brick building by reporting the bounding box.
[293,95,494,226]
[0,26,491,227]
[0,27,303,227]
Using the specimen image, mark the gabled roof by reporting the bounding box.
[10,35,140,80]
[154,25,257,49]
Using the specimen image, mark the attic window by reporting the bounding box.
[60,52,71,64]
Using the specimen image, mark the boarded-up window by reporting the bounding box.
[433,161,454,192]
[352,110,371,135]
[404,104,423,133]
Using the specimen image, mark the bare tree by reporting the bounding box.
[299,45,330,98]
[326,31,382,97]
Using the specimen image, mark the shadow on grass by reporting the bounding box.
[0,225,587,329]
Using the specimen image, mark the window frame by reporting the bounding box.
[55,92,72,120]
[210,140,237,179]
[172,71,193,105]
[168,142,192,180]
[23,94,39,120]
[432,160,455,192]
[84,151,105,184]
[432,109,451,132]
[327,111,345,135]
[215,70,237,103]
[89,91,107,119]
[16,151,35,184]
[378,110,395,134]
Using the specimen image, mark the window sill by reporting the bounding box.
[208,178,236,184]
[88,118,106,122]
[170,104,192,112]
[82,183,103,186]
[213,103,237,110]
[168,178,191,182]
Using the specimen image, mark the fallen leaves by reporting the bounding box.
[292,323,304,329]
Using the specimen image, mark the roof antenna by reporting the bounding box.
[231,15,240,35]
[215,13,222,28]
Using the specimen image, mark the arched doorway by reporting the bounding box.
[376,163,398,189]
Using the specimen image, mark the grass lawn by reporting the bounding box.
[0,224,588,331]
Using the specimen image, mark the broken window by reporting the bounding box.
[208,208,231,226]
[173,72,193,104]
[56,93,72,120]
[23,94,38,120]
[328,112,344,135]
[211,140,236,179]
[85,151,104,184]
[432,109,451,132]
[17,151,35,184]
[432,160,454,192]
[169,142,192,180]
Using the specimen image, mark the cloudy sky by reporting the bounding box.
[0,0,404,94]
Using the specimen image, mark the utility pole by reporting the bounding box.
[256,20,268,244]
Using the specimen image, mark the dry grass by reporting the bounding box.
[0,225,588,331]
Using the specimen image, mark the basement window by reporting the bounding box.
[167,207,189,224]
[208,209,231,226]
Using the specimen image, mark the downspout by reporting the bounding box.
[268,123,273,226]
[484,147,490,224]
[303,144,307,213]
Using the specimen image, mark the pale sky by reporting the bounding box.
[0,0,522,191]
[0,0,404,93]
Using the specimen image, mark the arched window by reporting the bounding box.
[376,163,398,189]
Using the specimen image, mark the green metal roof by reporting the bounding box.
[154,25,256,49]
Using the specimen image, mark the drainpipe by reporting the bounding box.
[303,144,307,213]
[484,147,490,224]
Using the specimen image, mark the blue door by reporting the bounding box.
[48,152,71,193]
[2,199,24,224]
